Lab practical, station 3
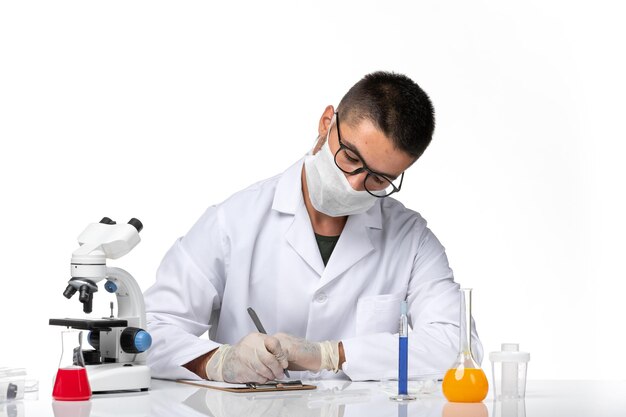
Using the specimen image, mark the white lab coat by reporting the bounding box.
[144,158,483,381]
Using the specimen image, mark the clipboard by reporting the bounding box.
[178,379,317,393]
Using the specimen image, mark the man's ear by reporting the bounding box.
[317,105,336,140]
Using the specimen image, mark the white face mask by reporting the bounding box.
[304,117,379,217]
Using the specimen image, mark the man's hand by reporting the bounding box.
[273,333,340,372]
[205,333,288,383]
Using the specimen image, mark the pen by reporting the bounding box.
[247,307,290,378]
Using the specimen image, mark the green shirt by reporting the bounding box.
[314,233,340,266]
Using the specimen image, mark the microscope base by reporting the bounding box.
[86,363,151,393]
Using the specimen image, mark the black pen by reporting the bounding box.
[247,307,290,378]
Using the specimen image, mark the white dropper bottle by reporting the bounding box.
[489,343,530,399]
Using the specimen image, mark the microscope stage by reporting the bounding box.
[49,318,128,331]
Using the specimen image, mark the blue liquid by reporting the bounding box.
[399,336,408,395]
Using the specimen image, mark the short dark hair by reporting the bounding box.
[337,71,435,159]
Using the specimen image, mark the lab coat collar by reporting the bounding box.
[271,158,305,215]
[277,157,383,279]
[272,157,383,230]
[319,213,375,287]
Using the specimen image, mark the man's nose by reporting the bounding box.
[346,171,368,191]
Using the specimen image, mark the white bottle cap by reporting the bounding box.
[489,343,530,362]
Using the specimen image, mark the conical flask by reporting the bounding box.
[442,288,488,402]
[52,329,91,401]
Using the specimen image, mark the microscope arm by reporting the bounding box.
[106,267,147,330]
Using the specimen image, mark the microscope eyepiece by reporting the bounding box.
[128,218,143,233]
[99,217,116,225]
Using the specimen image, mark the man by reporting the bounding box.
[144,71,483,383]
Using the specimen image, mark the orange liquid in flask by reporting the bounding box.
[442,287,489,403]
[442,367,488,403]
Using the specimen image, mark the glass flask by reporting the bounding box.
[52,329,91,401]
[442,288,488,403]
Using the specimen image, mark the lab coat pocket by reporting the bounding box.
[355,292,404,335]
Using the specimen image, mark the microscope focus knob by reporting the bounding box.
[88,331,100,350]
[120,327,152,353]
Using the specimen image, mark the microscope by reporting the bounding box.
[49,217,151,393]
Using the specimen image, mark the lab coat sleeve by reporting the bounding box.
[341,227,484,381]
[144,206,227,380]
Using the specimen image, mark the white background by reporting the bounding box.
[1,1,624,384]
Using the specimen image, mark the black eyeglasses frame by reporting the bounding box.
[333,112,404,198]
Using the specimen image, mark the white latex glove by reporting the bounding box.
[273,333,340,373]
[205,333,288,383]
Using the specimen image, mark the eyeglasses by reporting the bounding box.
[333,112,404,198]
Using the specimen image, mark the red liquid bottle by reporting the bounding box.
[53,367,91,401]
[52,330,92,401]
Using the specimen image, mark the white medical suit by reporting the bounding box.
[144,158,483,381]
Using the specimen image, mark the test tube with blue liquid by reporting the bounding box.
[390,301,416,402]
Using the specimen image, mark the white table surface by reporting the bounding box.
[5,379,626,417]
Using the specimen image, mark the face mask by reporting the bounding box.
[304,117,378,217]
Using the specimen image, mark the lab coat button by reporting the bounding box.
[314,293,328,303]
